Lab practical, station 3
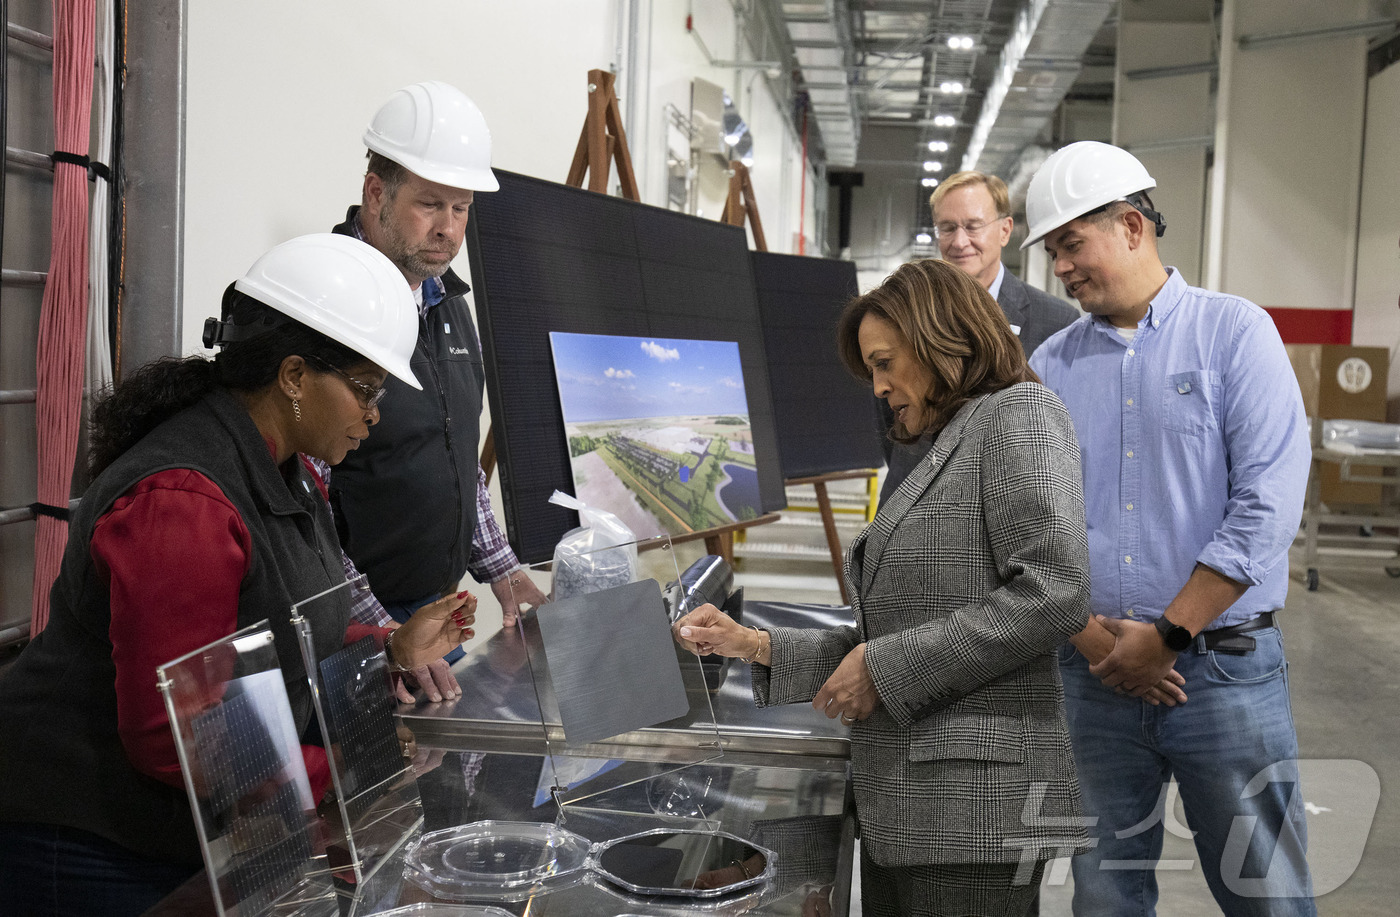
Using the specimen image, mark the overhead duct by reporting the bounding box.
[780,0,861,167]
[962,0,1114,176]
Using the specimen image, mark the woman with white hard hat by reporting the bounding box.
[0,234,476,915]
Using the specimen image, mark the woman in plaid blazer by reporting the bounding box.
[676,259,1094,916]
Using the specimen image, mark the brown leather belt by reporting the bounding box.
[1196,611,1275,655]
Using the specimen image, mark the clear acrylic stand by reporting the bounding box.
[291,576,424,892]
[509,534,726,812]
[156,622,338,917]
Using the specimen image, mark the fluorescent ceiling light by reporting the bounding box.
[923,160,942,172]
[927,140,948,152]
[939,81,964,94]
[963,0,1050,169]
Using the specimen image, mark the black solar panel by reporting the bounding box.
[749,251,885,479]
[468,171,787,563]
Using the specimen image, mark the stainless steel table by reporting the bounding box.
[400,599,857,773]
[147,600,859,916]
[348,751,856,916]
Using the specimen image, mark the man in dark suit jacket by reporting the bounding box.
[879,170,1079,504]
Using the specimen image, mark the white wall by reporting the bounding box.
[1114,18,1213,286]
[182,0,816,356]
[637,1,816,252]
[181,2,817,634]
[1207,0,1369,309]
[1351,60,1400,415]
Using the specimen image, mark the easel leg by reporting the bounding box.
[813,482,849,604]
[704,532,734,565]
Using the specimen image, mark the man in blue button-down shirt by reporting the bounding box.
[1025,142,1315,917]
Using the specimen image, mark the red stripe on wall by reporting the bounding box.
[1263,307,1353,345]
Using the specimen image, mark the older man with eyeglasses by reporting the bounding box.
[879,170,1079,505]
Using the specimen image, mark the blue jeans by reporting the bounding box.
[383,593,465,664]
[1058,627,1316,916]
[0,821,197,917]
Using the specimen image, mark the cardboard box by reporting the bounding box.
[1287,344,1391,505]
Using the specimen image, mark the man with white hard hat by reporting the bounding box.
[1025,141,1315,915]
[880,169,1079,505]
[316,82,547,703]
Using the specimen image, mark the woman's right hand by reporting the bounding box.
[673,604,757,659]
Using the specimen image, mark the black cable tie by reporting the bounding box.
[50,150,110,183]
[50,149,89,168]
[27,502,71,521]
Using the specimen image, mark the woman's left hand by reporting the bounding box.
[812,644,880,724]
[393,590,477,669]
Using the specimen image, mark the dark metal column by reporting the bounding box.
[116,0,184,374]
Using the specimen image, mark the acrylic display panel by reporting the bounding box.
[509,535,725,809]
[749,250,885,478]
[292,577,424,891]
[467,169,787,564]
[156,623,337,917]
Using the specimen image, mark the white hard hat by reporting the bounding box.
[228,234,422,389]
[1021,141,1157,249]
[363,81,499,192]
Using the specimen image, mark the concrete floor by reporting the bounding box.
[710,493,1399,917]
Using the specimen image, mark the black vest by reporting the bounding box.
[329,208,484,602]
[0,390,349,865]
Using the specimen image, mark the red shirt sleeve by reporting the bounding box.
[94,469,252,788]
[95,466,382,797]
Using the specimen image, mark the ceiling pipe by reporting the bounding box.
[962,0,1115,176]
[1238,18,1399,51]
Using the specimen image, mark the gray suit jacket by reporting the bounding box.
[998,269,1080,356]
[879,269,1081,506]
[754,383,1091,867]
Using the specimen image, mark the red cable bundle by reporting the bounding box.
[31,0,96,633]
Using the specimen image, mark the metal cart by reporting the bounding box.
[1300,444,1400,590]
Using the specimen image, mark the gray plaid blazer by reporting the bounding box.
[754,382,1091,867]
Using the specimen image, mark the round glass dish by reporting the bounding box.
[587,827,776,899]
[404,820,591,895]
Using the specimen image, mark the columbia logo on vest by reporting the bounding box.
[450,347,472,356]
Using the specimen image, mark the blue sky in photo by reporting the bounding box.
[549,332,751,423]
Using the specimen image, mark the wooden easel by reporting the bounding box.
[565,69,641,201]
[484,70,781,564]
[483,69,642,487]
[783,470,878,605]
[720,160,768,252]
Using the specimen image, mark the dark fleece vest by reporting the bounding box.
[329,207,484,602]
[0,390,349,865]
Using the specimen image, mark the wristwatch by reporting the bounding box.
[1154,614,1193,652]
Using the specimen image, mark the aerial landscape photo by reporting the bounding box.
[549,332,762,539]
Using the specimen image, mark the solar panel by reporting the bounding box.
[749,251,884,479]
[468,171,786,563]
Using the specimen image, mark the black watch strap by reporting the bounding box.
[1154,614,1192,652]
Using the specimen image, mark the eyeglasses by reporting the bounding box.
[933,216,1008,239]
[307,357,388,409]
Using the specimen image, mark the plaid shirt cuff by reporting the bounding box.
[305,454,394,627]
[468,464,519,583]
